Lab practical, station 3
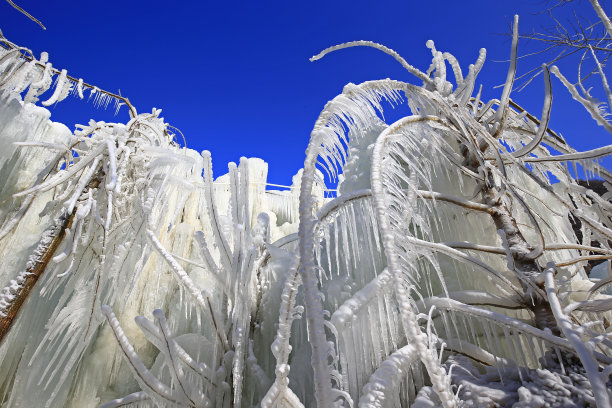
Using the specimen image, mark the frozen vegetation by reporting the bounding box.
[1,4,612,407]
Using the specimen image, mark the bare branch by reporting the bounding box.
[5,0,45,30]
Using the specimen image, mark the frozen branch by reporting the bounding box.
[511,65,552,158]
[311,40,434,86]
[590,0,612,40]
[544,265,611,408]
[550,65,612,134]
[493,15,519,138]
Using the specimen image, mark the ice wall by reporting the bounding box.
[0,89,314,407]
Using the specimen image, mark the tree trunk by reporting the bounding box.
[0,209,75,343]
[0,176,101,344]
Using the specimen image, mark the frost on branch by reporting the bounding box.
[2,9,612,408]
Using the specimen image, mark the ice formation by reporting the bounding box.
[1,9,612,408]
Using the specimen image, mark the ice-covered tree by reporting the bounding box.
[1,3,612,407]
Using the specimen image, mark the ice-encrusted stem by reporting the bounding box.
[370,115,457,408]
[292,78,415,403]
[492,15,519,138]
[12,142,106,198]
[101,306,187,406]
[402,235,521,297]
[544,265,611,408]
[330,268,392,332]
[419,297,581,355]
[310,40,434,87]
[134,314,217,385]
[590,0,612,39]
[100,392,149,408]
[511,64,552,158]
[550,65,612,134]
[453,48,486,104]
[316,188,494,221]
[588,46,612,115]
[146,226,229,351]
[296,142,335,407]
[261,260,304,408]
[417,291,524,310]
[153,310,199,406]
[201,150,233,273]
[358,344,419,408]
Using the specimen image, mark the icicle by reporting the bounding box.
[24,61,53,104]
[74,78,84,99]
[42,69,70,106]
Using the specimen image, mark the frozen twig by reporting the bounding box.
[512,65,552,158]
[544,264,611,408]
[590,0,612,40]
[550,65,612,133]
[493,15,519,138]
[311,40,434,86]
[146,227,229,351]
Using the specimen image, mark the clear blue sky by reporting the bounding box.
[1,0,610,183]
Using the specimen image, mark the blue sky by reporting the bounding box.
[1,0,610,184]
